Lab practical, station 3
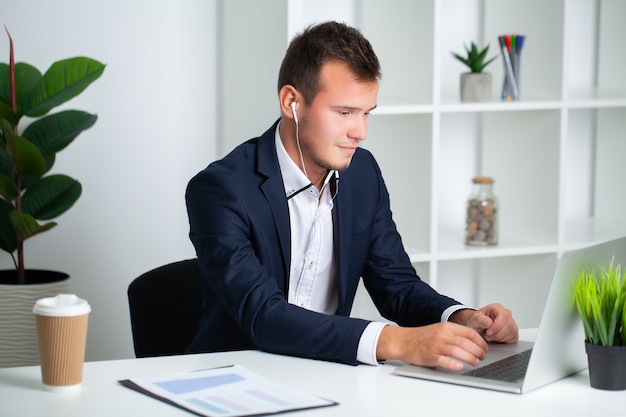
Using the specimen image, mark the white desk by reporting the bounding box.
[0,342,623,416]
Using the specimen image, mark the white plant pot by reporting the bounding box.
[460,72,492,102]
[0,271,70,368]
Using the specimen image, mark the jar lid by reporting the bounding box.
[472,176,494,184]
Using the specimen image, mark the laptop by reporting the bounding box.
[393,236,626,394]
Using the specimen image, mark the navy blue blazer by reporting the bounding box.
[185,121,460,365]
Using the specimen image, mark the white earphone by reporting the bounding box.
[290,101,307,178]
[291,101,298,124]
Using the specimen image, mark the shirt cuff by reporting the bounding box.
[357,322,387,366]
[441,304,473,322]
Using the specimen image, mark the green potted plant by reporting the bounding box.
[574,259,626,390]
[0,28,105,367]
[452,42,498,103]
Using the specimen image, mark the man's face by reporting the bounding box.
[296,61,378,177]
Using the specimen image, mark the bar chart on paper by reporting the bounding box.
[120,364,337,417]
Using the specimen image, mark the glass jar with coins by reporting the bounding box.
[465,176,498,246]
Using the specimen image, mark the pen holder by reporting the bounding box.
[498,34,524,101]
[501,65,519,101]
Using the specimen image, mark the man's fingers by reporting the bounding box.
[432,325,488,370]
[485,323,519,343]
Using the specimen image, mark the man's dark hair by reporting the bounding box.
[277,21,381,104]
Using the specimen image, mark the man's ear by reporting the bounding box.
[279,85,299,120]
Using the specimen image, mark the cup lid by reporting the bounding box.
[32,293,91,317]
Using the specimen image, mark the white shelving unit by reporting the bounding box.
[218,0,626,328]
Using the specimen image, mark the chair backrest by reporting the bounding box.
[127,258,203,358]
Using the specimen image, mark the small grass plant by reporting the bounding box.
[452,42,498,73]
[574,258,626,347]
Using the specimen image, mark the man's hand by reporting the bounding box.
[376,322,488,370]
[450,303,519,343]
[376,303,518,370]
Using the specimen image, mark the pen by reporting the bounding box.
[498,35,519,100]
[513,35,524,84]
[510,35,518,81]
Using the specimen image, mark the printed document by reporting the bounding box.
[119,364,336,416]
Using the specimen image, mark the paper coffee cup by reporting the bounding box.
[33,294,91,392]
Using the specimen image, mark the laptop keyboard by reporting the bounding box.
[462,348,533,383]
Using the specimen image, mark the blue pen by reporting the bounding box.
[516,35,525,52]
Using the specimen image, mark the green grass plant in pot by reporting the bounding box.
[574,259,626,390]
[0,29,105,366]
[452,42,497,103]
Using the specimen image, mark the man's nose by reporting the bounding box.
[348,116,368,141]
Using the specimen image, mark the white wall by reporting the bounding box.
[217,0,288,154]
[0,0,217,360]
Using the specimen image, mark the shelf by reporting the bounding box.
[373,100,566,115]
[406,233,559,263]
[372,100,564,116]
[372,102,435,116]
[405,220,626,264]
[437,100,563,113]
[374,95,626,116]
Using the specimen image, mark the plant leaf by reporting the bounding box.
[0,118,46,178]
[452,41,497,73]
[13,135,47,177]
[452,53,471,68]
[477,45,488,61]
[0,118,14,179]
[22,110,97,165]
[0,63,8,106]
[22,57,105,117]
[470,42,479,60]
[13,63,42,118]
[21,174,81,220]
[0,199,16,253]
[575,271,597,343]
[476,55,499,73]
[0,171,18,201]
[623,290,626,346]
[0,117,14,151]
[0,152,11,181]
[0,99,17,126]
[0,62,43,119]
[8,210,56,241]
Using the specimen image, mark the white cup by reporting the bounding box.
[33,294,91,392]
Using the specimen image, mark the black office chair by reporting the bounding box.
[127,258,203,358]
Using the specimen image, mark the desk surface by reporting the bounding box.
[0,334,624,417]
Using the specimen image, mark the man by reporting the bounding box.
[186,22,518,369]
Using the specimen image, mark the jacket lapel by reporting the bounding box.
[257,121,291,290]
[333,171,353,316]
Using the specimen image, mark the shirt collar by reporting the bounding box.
[275,123,338,199]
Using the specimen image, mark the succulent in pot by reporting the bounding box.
[452,42,497,103]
